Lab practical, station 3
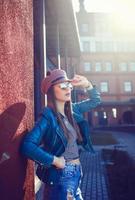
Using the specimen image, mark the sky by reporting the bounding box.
[72,0,135,30]
[73,0,135,13]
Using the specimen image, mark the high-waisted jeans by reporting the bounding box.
[44,163,83,200]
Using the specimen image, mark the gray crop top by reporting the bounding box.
[61,115,79,162]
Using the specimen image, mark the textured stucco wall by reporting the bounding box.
[0,1,34,199]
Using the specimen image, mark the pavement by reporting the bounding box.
[80,151,109,200]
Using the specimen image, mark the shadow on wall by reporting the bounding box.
[0,102,27,200]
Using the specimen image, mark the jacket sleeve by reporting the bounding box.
[72,86,101,115]
[20,115,54,167]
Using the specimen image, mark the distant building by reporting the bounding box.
[76,0,135,127]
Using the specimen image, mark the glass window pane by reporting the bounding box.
[103,111,107,119]
[83,41,90,52]
[112,108,117,118]
[124,82,132,92]
[105,62,112,71]
[84,62,91,72]
[81,23,89,33]
[102,42,113,52]
[100,82,108,92]
[129,62,135,71]
[119,62,128,71]
[96,42,102,52]
[95,62,102,72]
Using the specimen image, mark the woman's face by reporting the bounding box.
[53,82,73,103]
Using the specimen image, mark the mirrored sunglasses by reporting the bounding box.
[59,82,73,90]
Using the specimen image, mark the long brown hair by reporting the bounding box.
[47,86,83,142]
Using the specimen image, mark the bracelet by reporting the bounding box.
[86,86,93,90]
[86,82,93,90]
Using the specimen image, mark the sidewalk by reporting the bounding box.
[80,151,109,200]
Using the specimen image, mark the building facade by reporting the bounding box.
[76,0,135,127]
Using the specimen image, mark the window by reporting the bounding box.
[119,62,128,71]
[124,81,132,92]
[103,111,107,119]
[94,111,98,117]
[128,42,135,52]
[100,82,108,92]
[82,41,90,52]
[96,42,102,52]
[84,62,91,72]
[81,23,89,33]
[129,62,135,71]
[95,62,102,72]
[102,42,113,52]
[105,62,112,72]
[112,108,117,118]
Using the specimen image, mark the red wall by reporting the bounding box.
[0,1,34,199]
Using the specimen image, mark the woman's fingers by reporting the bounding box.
[71,74,89,88]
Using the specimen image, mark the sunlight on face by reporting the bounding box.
[53,84,72,103]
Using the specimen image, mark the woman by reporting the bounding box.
[21,69,101,200]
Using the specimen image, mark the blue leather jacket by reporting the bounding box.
[20,87,101,184]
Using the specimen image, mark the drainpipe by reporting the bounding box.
[64,43,68,72]
[56,23,60,69]
[43,0,47,105]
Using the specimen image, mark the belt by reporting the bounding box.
[66,158,80,165]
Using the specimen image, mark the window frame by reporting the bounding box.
[81,23,89,33]
[95,62,102,72]
[124,81,132,92]
[82,41,90,52]
[105,62,112,72]
[100,81,109,93]
[119,62,128,72]
[84,62,91,72]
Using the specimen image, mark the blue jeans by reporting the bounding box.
[44,163,83,200]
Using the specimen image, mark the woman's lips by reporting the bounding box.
[65,93,70,96]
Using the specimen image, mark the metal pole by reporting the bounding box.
[56,23,60,69]
[64,44,68,72]
[43,0,47,105]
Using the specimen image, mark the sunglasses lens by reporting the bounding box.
[59,82,73,90]
[68,83,73,90]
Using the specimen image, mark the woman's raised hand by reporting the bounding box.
[71,75,93,89]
